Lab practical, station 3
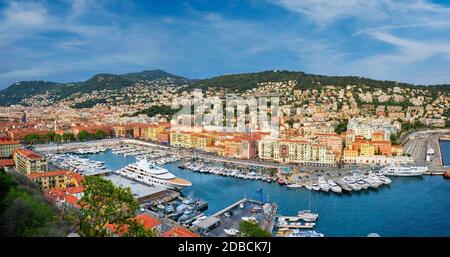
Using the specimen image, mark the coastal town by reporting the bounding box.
[0,74,449,238]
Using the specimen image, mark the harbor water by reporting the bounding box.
[86,150,450,237]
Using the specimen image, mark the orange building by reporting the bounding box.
[27,170,83,190]
[223,138,258,159]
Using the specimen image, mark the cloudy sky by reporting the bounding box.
[1,0,450,88]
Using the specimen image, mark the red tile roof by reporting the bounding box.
[162,226,200,237]
[64,194,81,209]
[15,149,44,160]
[27,170,67,180]
[26,170,83,184]
[0,159,15,167]
[106,214,161,236]
[0,138,19,145]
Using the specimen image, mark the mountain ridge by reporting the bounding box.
[0,69,449,106]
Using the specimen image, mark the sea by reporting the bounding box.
[85,149,450,237]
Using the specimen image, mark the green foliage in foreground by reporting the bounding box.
[238,221,272,237]
[80,176,156,237]
[0,171,65,237]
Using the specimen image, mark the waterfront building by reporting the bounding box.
[26,170,83,190]
[190,133,214,151]
[343,137,409,165]
[156,131,170,144]
[258,138,336,166]
[0,138,20,158]
[141,124,166,141]
[112,124,134,137]
[170,131,193,148]
[13,149,48,174]
[222,137,258,159]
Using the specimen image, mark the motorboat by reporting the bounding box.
[327,179,342,193]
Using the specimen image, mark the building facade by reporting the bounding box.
[13,149,48,174]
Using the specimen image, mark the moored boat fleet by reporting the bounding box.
[111,145,180,165]
[274,210,323,237]
[179,162,278,183]
[45,153,112,176]
[289,172,392,194]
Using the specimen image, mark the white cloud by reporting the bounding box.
[273,0,450,26]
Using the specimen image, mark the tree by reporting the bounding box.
[42,132,56,143]
[53,134,62,143]
[238,221,272,237]
[77,130,91,141]
[94,130,107,139]
[79,176,141,236]
[334,119,348,135]
[23,133,40,144]
[62,132,75,142]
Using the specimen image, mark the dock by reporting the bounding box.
[194,198,277,237]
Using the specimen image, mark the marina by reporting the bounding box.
[32,141,450,237]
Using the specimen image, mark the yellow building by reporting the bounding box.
[0,139,20,158]
[13,149,48,174]
[360,142,375,156]
[170,131,193,148]
[26,170,83,190]
[141,125,165,141]
[191,134,213,151]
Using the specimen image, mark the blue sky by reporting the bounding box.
[1,0,450,88]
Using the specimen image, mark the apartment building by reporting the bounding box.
[13,149,48,174]
[0,138,20,158]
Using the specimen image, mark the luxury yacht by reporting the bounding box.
[117,159,192,190]
[380,164,427,176]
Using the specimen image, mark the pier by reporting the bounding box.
[195,198,277,237]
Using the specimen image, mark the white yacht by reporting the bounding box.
[327,179,342,193]
[117,159,192,190]
[318,178,330,192]
[380,165,427,177]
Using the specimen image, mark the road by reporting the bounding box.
[402,130,448,170]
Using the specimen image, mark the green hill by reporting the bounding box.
[0,81,61,105]
[0,70,190,106]
[0,69,448,106]
[191,70,450,92]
